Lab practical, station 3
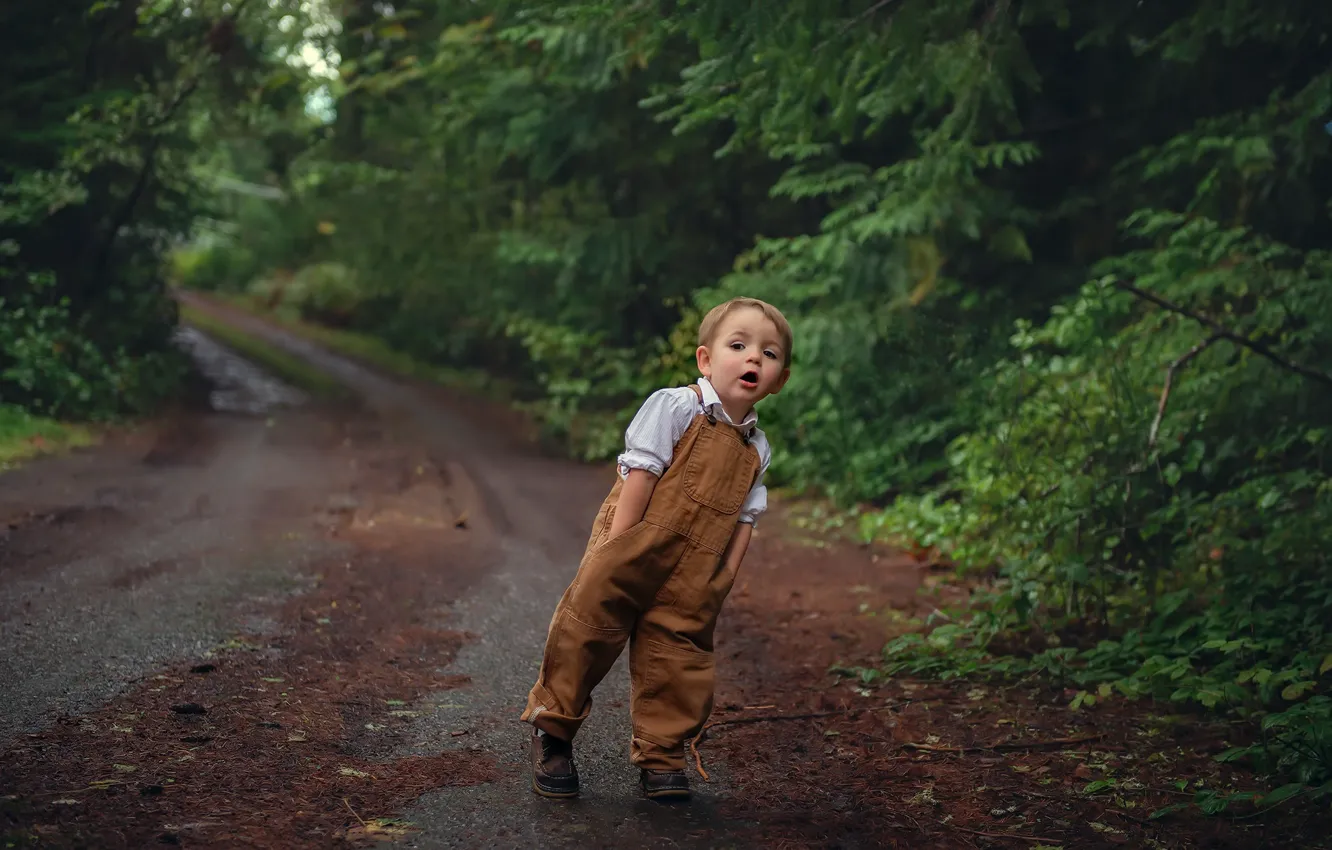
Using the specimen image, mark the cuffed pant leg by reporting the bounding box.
[628,610,716,772]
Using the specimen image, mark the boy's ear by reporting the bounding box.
[770,367,791,395]
[695,345,712,377]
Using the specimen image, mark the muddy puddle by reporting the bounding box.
[173,326,307,415]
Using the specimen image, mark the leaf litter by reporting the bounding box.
[702,506,1332,849]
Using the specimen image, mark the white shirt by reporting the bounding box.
[616,376,771,525]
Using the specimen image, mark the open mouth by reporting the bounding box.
[740,371,759,386]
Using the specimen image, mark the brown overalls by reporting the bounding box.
[522,385,760,771]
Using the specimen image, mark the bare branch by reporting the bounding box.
[816,0,904,51]
[1114,280,1332,390]
[901,733,1104,753]
[1146,334,1220,453]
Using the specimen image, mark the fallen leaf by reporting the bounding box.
[346,818,419,839]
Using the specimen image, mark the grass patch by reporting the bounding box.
[179,304,351,401]
[0,404,95,471]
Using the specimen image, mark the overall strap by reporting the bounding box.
[689,384,712,423]
[691,383,753,446]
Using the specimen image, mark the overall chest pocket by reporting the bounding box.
[681,425,757,516]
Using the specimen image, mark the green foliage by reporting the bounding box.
[170,239,261,293]
[286,262,364,326]
[0,272,186,417]
[861,225,1332,794]
[1,0,327,420]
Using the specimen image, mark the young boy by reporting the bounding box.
[521,297,792,801]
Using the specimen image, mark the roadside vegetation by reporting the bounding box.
[0,405,93,470]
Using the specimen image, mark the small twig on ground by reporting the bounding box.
[693,703,908,782]
[1105,808,1152,826]
[342,797,367,828]
[902,733,1103,754]
[690,735,709,782]
[705,702,909,733]
[954,825,1067,843]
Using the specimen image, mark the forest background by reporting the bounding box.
[3,0,1331,814]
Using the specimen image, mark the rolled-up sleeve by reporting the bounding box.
[616,388,695,478]
[738,441,772,525]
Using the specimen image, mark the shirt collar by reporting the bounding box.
[698,376,759,432]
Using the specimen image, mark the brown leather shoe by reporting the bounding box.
[639,768,690,800]
[530,728,578,798]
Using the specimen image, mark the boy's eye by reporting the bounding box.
[730,342,744,350]
[764,350,777,359]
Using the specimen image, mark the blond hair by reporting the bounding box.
[697,297,793,367]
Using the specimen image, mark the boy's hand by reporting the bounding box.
[606,468,658,540]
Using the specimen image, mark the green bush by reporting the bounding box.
[0,273,187,419]
[289,262,362,326]
[862,220,1332,794]
[169,240,260,294]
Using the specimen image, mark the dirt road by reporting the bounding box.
[2,296,1323,849]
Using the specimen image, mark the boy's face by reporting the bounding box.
[696,307,790,415]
